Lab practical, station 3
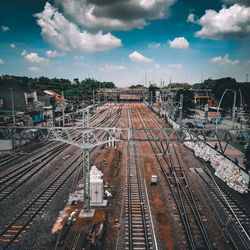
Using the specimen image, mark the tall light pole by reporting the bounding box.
[216,89,230,130]
[232,90,236,129]
[216,88,238,130]
[61,91,65,127]
[238,89,243,129]
[9,88,15,126]
[93,90,95,105]
[179,94,183,128]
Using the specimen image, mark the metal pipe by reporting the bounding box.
[61,91,65,127]
[232,90,236,129]
[93,90,95,105]
[238,89,243,130]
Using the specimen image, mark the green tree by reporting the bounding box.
[175,89,194,111]
[129,84,144,88]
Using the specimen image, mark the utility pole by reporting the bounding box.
[179,94,183,128]
[104,92,107,103]
[232,90,236,129]
[61,91,65,127]
[93,90,95,105]
[98,82,101,103]
[9,88,15,126]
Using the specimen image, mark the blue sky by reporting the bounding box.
[0,0,250,86]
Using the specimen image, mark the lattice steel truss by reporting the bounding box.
[82,107,91,212]
[0,126,249,151]
[0,122,249,211]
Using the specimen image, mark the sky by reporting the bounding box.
[0,0,250,87]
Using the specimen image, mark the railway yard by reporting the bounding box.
[0,102,250,250]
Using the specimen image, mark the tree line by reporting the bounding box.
[0,75,115,100]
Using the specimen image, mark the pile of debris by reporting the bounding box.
[67,190,84,205]
[184,141,249,193]
[90,166,103,182]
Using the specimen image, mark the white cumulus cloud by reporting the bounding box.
[168,64,182,69]
[196,4,250,39]
[211,54,240,65]
[223,0,250,6]
[1,25,9,32]
[35,2,122,53]
[129,51,153,63]
[28,66,40,72]
[0,59,4,64]
[187,13,198,23]
[57,0,176,31]
[46,50,60,58]
[21,50,48,63]
[100,64,127,73]
[169,37,189,49]
[10,44,16,48]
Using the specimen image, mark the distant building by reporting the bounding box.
[37,90,51,107]
[0,83,60,125]
[0,82,26,110]
[97,88,148,101]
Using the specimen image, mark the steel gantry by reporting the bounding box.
[1,126,249,153]
[1,119,250,212]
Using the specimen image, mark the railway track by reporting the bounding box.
[135,105,212,249]
[0,106,117,203]
[0,105,110,170]
[0,104,123,250]
[0,155,81,249]
[0,141,53,167]
[63,105,123,250]
[123,106,156,250]
[0,143,69,202]
[68,231,85,250]
[194,163,250,249]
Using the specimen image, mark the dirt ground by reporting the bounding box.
[49,143,125,249]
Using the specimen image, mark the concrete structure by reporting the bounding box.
[90,179,103,204]
[0,139,13,150]
[97,88,148,101]
[0,82,26,110]
[0,82,60,126]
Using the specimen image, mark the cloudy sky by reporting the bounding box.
[0,0,250,86]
